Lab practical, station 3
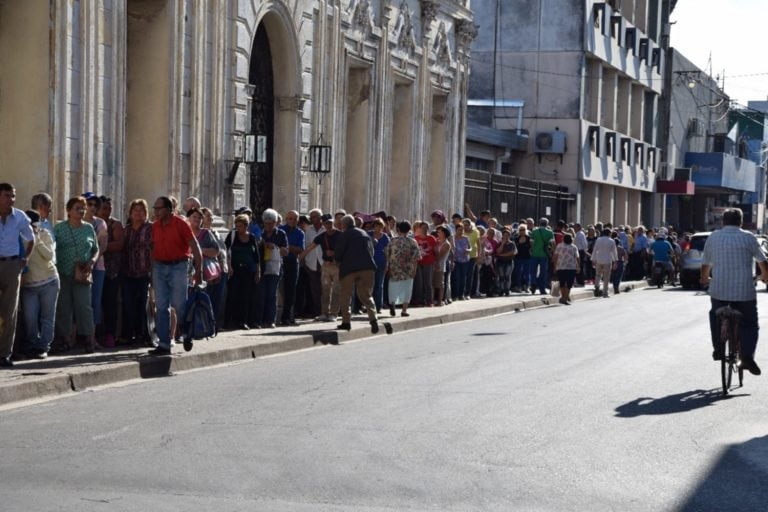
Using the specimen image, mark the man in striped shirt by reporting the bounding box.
[701,208,768,375]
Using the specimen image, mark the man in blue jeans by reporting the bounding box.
[701,208,768,375]
[148,196,202,355]
[279,210,305,325]
[530,218,555,295]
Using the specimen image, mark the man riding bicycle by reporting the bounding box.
[700,208,768,375]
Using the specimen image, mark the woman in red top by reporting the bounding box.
[413,221,438,306]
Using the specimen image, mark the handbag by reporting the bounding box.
[67,223,93,285]
[74,261,93,285]
[203,258,222,283]
[197,229,222,283]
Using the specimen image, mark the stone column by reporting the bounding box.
[614,187,629,226]
[453,18,478,215]
[581,182,599,224]
[598,184,614,224]
[275,95,305,210]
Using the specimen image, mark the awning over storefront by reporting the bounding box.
[656,180,695,195]
[684,152,757,193]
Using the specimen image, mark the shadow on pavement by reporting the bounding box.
[8,352,142,372]
[614,388,745,417]
[676,434,768,512]
[244,329,341,345]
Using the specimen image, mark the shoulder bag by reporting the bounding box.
[67,223,93,285]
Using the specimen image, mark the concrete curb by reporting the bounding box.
[0,280,650,407]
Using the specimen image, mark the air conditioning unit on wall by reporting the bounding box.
[534,130,566,154]
[533,129,567,163]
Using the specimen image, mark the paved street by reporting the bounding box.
[1,287,767,511]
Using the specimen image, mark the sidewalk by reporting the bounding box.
[0,280,650,407]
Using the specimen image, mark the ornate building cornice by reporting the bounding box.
[392,0,417,57]
[348,0,374,35]
[454,18,478,54]
[420,0,439,38]
[432,22,452,67]
[277,95,305,112]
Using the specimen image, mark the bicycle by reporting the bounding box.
[715,305,744,395]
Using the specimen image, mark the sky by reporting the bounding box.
[670,0,768,107]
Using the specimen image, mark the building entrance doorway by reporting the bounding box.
[248,24,274,216]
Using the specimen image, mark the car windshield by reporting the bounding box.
[690,237,707,251]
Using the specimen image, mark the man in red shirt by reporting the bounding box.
[149,196,202,355]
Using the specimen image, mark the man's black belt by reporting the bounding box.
[0,255,19,261]
[154,258,188,265]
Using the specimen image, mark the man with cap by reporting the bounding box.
[650,228,675,286]
[300,213,340,321]
[0,183,35,367]
[278,210,305,325]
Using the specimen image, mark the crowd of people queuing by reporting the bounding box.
[0,180,691,367]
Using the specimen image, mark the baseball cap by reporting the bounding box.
[321,213,333,223]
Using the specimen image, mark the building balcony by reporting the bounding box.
[581,121,657,192]
[586,1,663,93]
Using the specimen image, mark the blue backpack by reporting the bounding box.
[183,286,217,341]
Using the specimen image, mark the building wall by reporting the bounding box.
[467,0,663,226]
[665,50,728,169]
[0,0,51,206]
[125,0,172,206]
[0,0,473,222]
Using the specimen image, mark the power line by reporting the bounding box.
[477,58,768,97]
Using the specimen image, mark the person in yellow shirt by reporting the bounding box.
[461,218,482,298]
[21,210,59,358]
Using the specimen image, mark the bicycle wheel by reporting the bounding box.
[721,355,732,395]
[720,321,732,395]
[735,344,744,388]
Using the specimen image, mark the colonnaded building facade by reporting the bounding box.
[0,0,475,220]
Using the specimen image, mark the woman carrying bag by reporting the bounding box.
[53,197,99,353]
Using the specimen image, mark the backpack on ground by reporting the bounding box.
[183,286,217,341]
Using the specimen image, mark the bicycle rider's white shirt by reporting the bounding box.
[702,226,766,302]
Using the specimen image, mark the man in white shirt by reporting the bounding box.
[590,228,617,298]
[302,209,324,318]
[573,223,589,285]
[0,183,35,367]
